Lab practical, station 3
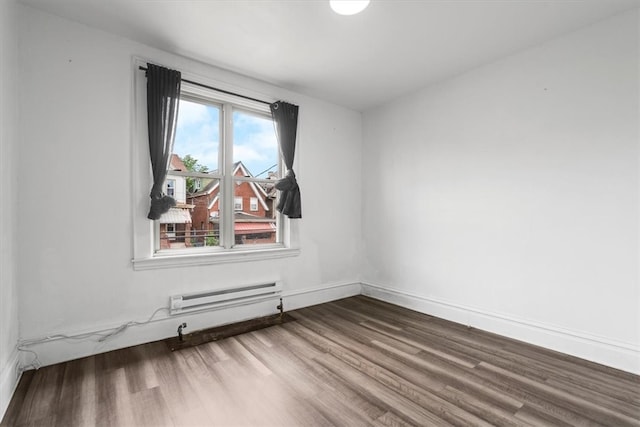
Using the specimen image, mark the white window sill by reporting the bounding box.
[132,246,300,271]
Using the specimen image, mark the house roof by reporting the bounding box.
[235,222,277,235]
[209,212,276,235]
[169,154,187,171]
[158,208,192,224]
[198,180,219,197]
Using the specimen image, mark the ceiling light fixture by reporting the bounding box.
[330,0,370,16]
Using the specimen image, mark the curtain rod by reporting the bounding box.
[138,66,272,106]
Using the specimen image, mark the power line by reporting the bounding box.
[255,164,277,178]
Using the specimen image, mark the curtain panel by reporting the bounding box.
[270,101,301,219]
[146,64,181,220]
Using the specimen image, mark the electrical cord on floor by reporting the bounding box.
[17,306,170,372]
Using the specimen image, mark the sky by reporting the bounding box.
[173,99,279,177]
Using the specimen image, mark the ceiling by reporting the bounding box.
[18,0,640,111]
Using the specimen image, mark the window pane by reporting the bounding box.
[232,110,279,246]
[187,177,221,248]
[233,109,279,179]
[156,98,221,252]
[174,98,220,174]
[233,178,277,246]
[157,177,221,250]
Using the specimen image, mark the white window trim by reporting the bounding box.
[130,57,299,270]
[133,244,301,270]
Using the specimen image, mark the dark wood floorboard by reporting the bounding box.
[3,296,639,426]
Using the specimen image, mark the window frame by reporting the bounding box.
[249,197,259,212]
[166,179,175,197]
[131,58,299,270]
[234,197,243,211]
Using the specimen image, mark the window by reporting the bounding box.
[132,62,299,269]
[155,81,284,254]
[234,197,243,211]
[166,223,175,240]
[166,179,175,197]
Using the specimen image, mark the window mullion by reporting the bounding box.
[222,103,235,249]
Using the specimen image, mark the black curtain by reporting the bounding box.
[270,101,301,218]
[146,64,181,220]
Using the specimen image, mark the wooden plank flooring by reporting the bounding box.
[3,296,639,426]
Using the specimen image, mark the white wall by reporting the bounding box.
[17,5,362,366]
[0,0,21,417]
[12,0,638,380]
[362,10,640,373]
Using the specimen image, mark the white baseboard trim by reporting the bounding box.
[19,281,362,368]
[18,280,637,375]
[0,347,21,422]
[283,281,362,310]
[362,282,640,375]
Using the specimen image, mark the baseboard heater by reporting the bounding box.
[169,281,282,315]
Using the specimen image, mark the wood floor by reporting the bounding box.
[3,296,639,426]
